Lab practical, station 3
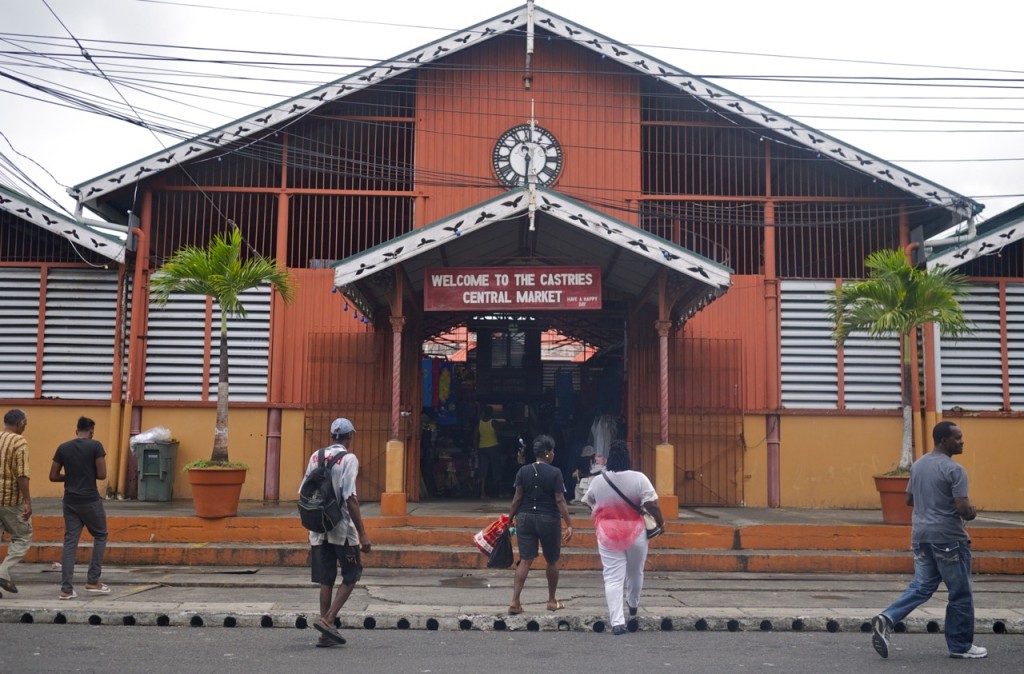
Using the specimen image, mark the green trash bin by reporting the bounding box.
[136,441,179,501]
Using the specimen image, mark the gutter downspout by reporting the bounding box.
[118,198,150,497]
[106,263,127,495]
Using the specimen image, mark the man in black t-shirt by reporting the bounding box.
[49,417,110,599]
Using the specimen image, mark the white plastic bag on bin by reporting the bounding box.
[130,426,172,448]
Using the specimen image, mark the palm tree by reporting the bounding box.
[150,226,295,465]
[827,248,972,471]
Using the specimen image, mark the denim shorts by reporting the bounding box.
[310,543,362,586]
[515,512,562,563]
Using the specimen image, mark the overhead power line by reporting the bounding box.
[1,7,1020,218]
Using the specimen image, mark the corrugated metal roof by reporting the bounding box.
[73,3,979,221]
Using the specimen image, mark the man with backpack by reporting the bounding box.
[299,418,370,648]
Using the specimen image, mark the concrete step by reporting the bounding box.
[14,512,1024,574]
[19,541,1024,574]
[23,515,1024,553]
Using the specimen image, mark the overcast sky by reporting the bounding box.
[2,0,1021,223]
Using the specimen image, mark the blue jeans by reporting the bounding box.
[882,540,974,654]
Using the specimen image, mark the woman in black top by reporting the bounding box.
[507,434,574,614]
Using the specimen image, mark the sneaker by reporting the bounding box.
[628,604,637,617]
[950,644,988,659]
[871,614,892,658]
[611,625,626,636]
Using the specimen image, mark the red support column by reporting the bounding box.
[654,272,678,517]
[118,192,151,498]
[263,408,282,504]
[763,198,781,508]
[656,319,671,444]
[381,314,408,517]
[390,316,405,439]
[263,190,290,502]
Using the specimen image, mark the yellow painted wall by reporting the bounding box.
[13,405,117,499]
[18,405,1024,510]
[741,414,769,507]
[780,415,904,508]
[280,408,308,499]
[135,407,268,501]
[775,414,1024,509]
[17,405,364,504]
[942,417,1024,511]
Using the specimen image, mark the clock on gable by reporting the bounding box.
[492,124,563,188]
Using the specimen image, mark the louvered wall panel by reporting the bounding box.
[145,294,208,400]
[0,268,40,397]
[841,333,901,409]
[209,287,270,402]
[41,269,118,399]
[1005,283,1024,409]
[780,281,838,408]
[940,283,1003,410]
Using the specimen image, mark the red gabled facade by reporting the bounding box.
[8,5,1022,511]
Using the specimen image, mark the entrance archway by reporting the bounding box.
[331,187,734,510]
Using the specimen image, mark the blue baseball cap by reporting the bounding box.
[330,418,356,436]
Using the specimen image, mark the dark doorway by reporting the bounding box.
[418,314,625,501]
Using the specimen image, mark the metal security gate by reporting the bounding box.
[304,332,390,500]
[635,336,744,506]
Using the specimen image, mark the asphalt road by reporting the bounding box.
[1,624,1022,673]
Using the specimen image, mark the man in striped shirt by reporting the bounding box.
[0,408,32,597]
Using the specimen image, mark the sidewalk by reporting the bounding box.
[4,499,1023,632]
[1,563,1023,634]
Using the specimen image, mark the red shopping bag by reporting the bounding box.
[473,514,510,555]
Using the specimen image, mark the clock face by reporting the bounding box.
[492,124,563,188]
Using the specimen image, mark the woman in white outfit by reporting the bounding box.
[581,440,664,635]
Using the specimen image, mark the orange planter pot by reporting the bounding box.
[874,475,913,525]
[187,468,248,519]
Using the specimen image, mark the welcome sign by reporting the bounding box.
[424,266,602,311]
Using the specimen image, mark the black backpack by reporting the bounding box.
[298,448,347,533]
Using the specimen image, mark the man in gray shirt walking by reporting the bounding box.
[871,421,986,659]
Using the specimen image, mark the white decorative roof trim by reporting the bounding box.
[74,3,977,221]
[0,188,125,263]
[927,219,1024,270]
[333,186,731,290]
[536,7,978,219]
[73,8,529,209]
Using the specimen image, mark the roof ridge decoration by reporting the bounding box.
[332,186,732,296]
[0,186,125,263]
[927,209,1024,270]
[74,4,978,220]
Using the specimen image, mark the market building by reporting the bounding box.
[3,4,1022,514]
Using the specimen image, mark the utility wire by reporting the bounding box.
[131,0,1024,77]
[3,12,1020,221]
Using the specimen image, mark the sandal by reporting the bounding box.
[313,619,346,645]
[507,604,523,615]
[546,600,565,611]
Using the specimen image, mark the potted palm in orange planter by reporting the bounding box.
[827,249,971,524]
[150,226,294,518]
